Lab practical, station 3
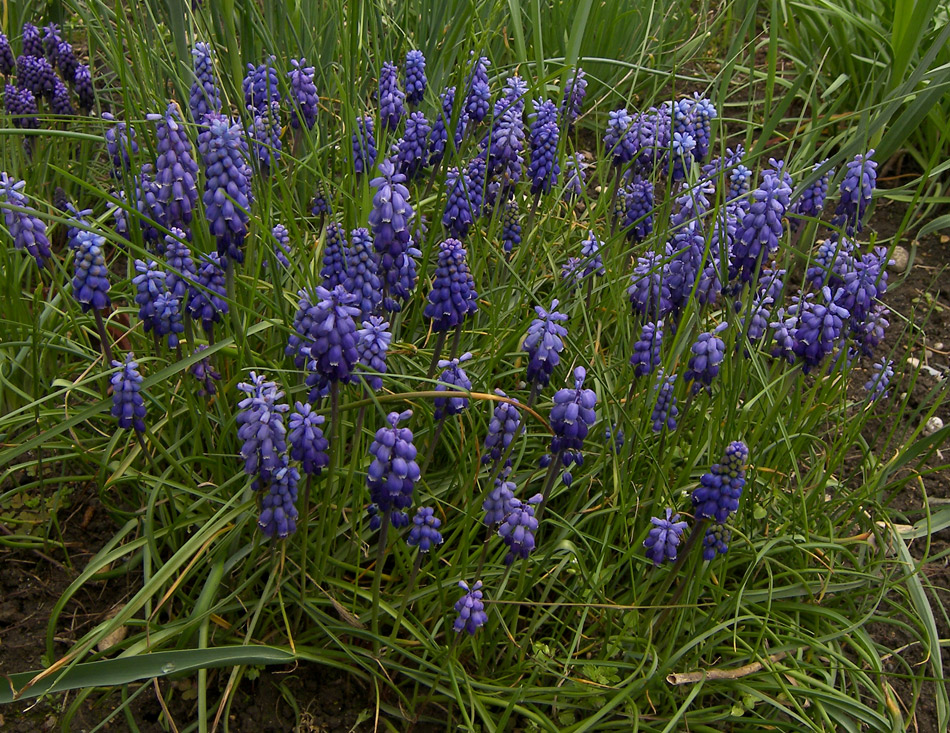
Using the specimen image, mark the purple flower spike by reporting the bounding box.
[74,65,95,112]
[790,160,833,228]
[288,401,330,475]
[236,371,289,482]
[631,320,663,379]
[651,371,679,433]
[404,50,427,105]
[0,173,52,268]
[523,300,568,389]
[369,159,415,308]
[243,56,280,109]
[501,199,521,253]
[343,227,382,320]
[17,55,56,100]
[189,42,222,124]
[153,290,184,348]
[604,108,636,165]
[189,346,221,397]
[487,104,525,189]
[111,353,147,433]
[352,115,377,175]
[692,441,749,523]
[483,478,516,526]
[407,507,443,553]
[50,78,74,116]
[198,113,253,263]
[684,323,728,393]
[268,223,292,269]
[249,101,282,170]
[258,463,300,538]
[442,166,475,238]
[164,228,197,300]
[187,252,228,335]
[396,111,431,178]
[434,353,473,420]
[71,229,111,312]
[303,285,361,397]
[560,67,587,126]
[732,169,792,284]
[643,509,688,566]
[481,391,521,466]
[104,117,138,178]
[549,367,597,464]
[22,24,43,58]
[319,222,348,290]
[378,61,406,131]
[0,34,14,75]
[453,580,488,635]
[791,287,849,372]
[5,84,39,130]
[864,358,893,401]
[628,252,672,321]
[527,100,560,194]
[424,238,478,332]
[133,259,166,334]
[463,55,491,125]
[498,494,542,564]
[287,58,318,131]
[623,178,654,242]
[702,523,731,560]
[367,410,419,519]
[154,104,199,233]
[833,150,876,235]
[354,316,391,392]
[563,153,586,201]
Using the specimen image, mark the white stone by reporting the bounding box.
[923,416,944,437]
[890,245,909,272]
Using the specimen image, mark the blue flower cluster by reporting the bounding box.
[434,353,473,420]
[453,580,488,635]
[367,410,420,526]
[691,441,749,523]
[111,353,147,433]
[643,509,688,566]
[424,238,478,332]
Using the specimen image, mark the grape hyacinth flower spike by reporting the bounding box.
[548,367,597,477]
[453,580,488,635]
[684,323,729,394]
[288,401,330,476]
[631,320,663,379]
[407,507,443,553]
[378,61,406,131]
[71,229,112,313]
[560,67,587,127]
[354,316,391,393]
[187,253,228,340]
[198,113,253,264]
[111,353,147,433]
[651,371,679,433]
[404,50,427,106]
[423,238,478,373]
[342,227,382,321]
[151,104,199,233]
[522,300,568,404]
[235,371,289,483]
[302,285,361,402]
[287,58,318,131]
[257,463,300,539]
[0,173,52,268]
[352,115,377,175]
[498,494,542,564]
[481,391,521,472]
[190,346,221,397]
[189,42,222,125]
[643,509,688,566]
[703,523,732,560]
[833,150,876,235]
[691,441,749,523]
[366,410,420,532]
[369,159,415,310]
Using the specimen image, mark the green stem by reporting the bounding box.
[371,510,391,652]
[388,551,423,648]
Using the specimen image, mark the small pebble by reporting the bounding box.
[890,245,909,272]
[935,342,945,351]
[923,416,944,437]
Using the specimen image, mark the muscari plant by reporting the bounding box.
[0,11,947,732]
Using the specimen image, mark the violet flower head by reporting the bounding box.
[404,50,427,106]
[631,320,663,379]
[163,228,196,300]
[49,77,73,116]
[604,108,636,165]
[153,290,184,348]
[549,366,597,463]
[22,24,43,58]
[527,100,560,194]
[684,323,728,393]
[453,580,488,635]
[623,178,654,242]
[523,300,568,389]
[378,61,406,131]
[651,371,679,433]
[563,153,586,201]
[287,58,318,130]
[43,24,63,58]
[498,494,542,564]
[111,353,147,433]
[840,247,889,324]
[367,410,419,519]
[248,101,282,170]
[369,158,414,301]
[732,169,792,284]
[628,251,672,321]
[487,104,524,187]
[310,183,331,216]
[133,259,166,334]
[242,57,280,109]
[434,353,473,420]
[692,440,749,523]
[483,478,516,526]
[703,523,731,560]
[0,173,52,267]
[258,463,300,538]
[268,223,292,269]
[343,226,382,320]
[351,115,377,175]
[833,149,876,235]
[152,104,199,232]
[320,222,348,290]
[104,117,138,178]
[442,166,475,238]
[74,65,95,112]
[560,67,587,126]
[790,160,833,227]
[0,34,14,75]
[189,346,221,397]
[864,358,894,402]
[53,40,80,86]
[189,42,222,124]
[643,509,688,567]
[187,252,229,335]
[580,230,605,278]
[286,289,317,368]
[429,86,464,164]
[726,164,753,201]
[407,507,443,553]
[424,238,478,332]
[396,111,431,178]
[17,54,56,100]
[481,391,521,466]
[198,113,253,263]
[466,155,486,219]
[288,401,330,475]
[303,285,361,396]
[354,316,391,392]
[791,287,850,372]
[236,371,289,482]
[463,54,491,124]
[71,229,111,312]
[501,198,521,253]
[5,84,39,130]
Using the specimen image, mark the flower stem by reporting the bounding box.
[371,510,391,652]
[388,551,423,647]
[650,519,708,631]
[421,415,447,476]
[426,329,448,380]
[297,472,313,602]
[534,450,564,523]
[93,309,114,365]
